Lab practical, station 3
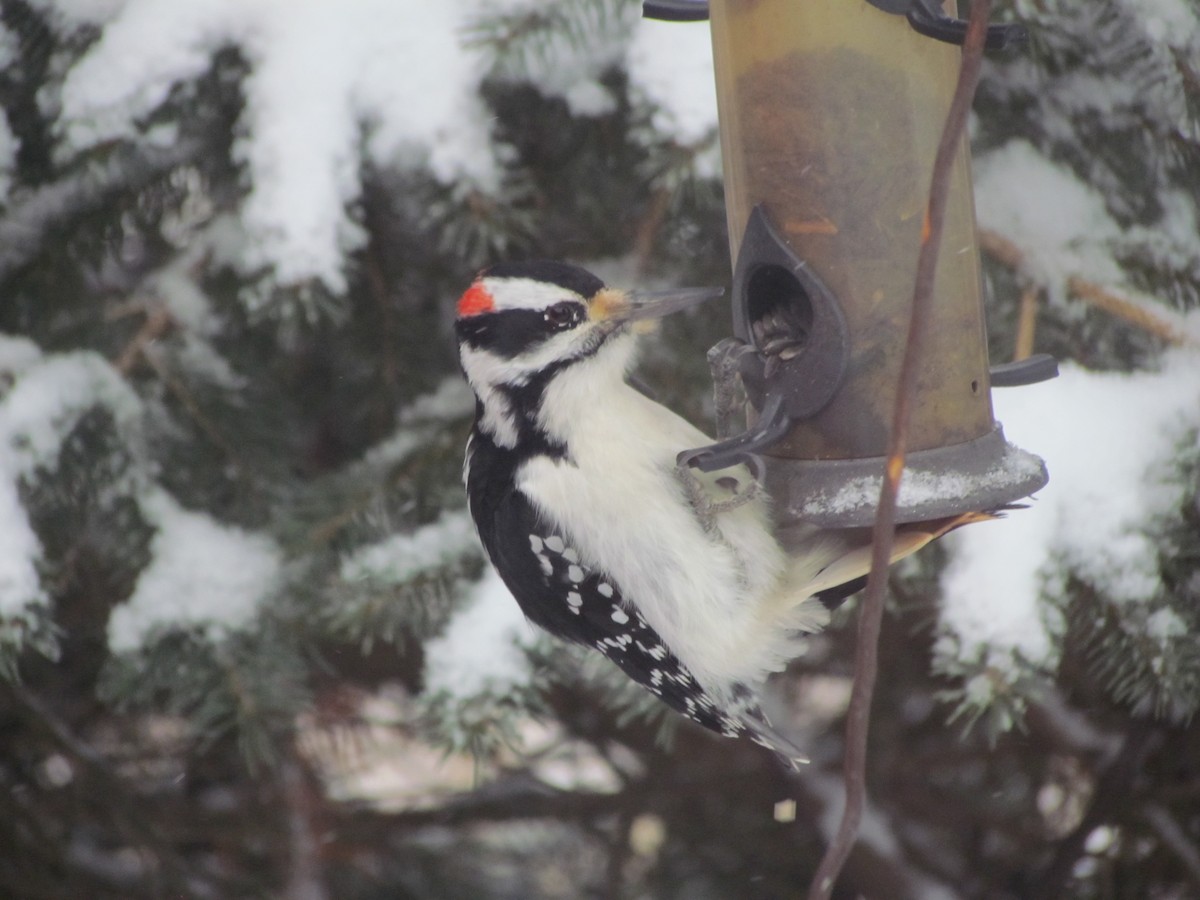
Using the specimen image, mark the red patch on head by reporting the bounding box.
[457,282,495,318]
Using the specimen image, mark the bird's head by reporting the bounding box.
[454,260,721,395]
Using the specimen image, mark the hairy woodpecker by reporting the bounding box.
[456,260,985,764]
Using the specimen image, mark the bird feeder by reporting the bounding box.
[647,0,1051,527]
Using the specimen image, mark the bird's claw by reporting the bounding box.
[707,338,756,440]
[675,460,762,532]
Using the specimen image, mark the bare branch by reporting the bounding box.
[806,4,993,897]
[1066,276,1194,346]
[1013,285,1040,361]
[978,227,1195,347]
[113,305,175,376]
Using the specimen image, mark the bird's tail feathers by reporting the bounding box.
[780,509,1007,603]
[743,710,810,770]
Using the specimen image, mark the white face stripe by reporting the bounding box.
[457,342,546,448]
[474,380,519,448]
[481,277,585,313]
[459,343,528,389]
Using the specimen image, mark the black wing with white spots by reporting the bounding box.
[522,526,747,737]
[465,434,800,758]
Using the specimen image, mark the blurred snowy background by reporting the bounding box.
[0,1,1198,898]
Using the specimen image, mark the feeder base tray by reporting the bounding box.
[764,424,1048,527]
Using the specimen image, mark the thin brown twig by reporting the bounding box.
[111,299,247,467]
[113,304,174,375]
[1013,284,1040,361]
[805,4,992,897]
[976,226,1024,270]
[140,347,243,464]
[1066,276,1193,345]
[364,229,401,432]
[977,227,1195,346]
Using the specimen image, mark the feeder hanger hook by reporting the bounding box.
[643,0,1029,50]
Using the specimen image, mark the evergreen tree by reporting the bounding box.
[0,1,1196,898]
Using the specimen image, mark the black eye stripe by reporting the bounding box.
[456,302,585,358]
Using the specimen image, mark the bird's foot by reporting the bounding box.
[674,460,762,532]
[707,338,755,440]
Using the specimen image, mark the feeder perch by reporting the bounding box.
[653,0,1051,528]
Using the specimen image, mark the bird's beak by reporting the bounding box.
[589,286,725,328]
[622,286,726,321]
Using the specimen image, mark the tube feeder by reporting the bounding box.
[649,0,1051,527]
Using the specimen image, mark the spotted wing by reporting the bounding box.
[478,483,803,761]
